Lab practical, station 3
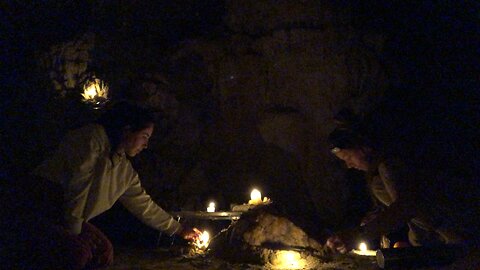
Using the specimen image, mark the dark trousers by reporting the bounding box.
[0,174,113,269]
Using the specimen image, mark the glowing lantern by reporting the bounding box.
[82,78,109,108]
[207,202,215,212]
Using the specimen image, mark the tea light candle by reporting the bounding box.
[249,189,262,205]
[206,202,215,212]
[353,242,376,256]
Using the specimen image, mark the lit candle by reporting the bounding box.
[272,250,306,269]
[195,230,210,249]
[249,188,262,205]
[206,202,215,212]
[352,241,376,256]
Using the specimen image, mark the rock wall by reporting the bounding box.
[34,1,389,227]
[37,32,95,96]
[154,2,388,224]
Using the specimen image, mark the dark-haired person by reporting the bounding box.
[30,101,200,269]
[325,127,476,254]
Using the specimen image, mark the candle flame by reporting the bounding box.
[250,189,261,200]
[353,241,376,256]
[194,230,210,249]
[359,242,367,252]
[272,250,305,269]
[207,202,215,212]
[248,188,263,205]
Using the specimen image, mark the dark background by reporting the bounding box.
[1,0,479,246]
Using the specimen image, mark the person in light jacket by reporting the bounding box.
[32,101,200,269]
[325,126,477,254]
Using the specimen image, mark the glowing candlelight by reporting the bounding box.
[352,241,376,256]
[82,78,108,101]
[272,250,306,269]
[249,188,262,205]
[206,202,215,212]
[359,242,367,251]
[81,77,109,109]
[194,230,210,249]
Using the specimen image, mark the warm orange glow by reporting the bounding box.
[82,78,108,102]
[272,250,306,269]
[194,230,210,249]
[353,242,376,256]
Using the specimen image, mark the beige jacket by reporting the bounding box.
[34,124,181,235]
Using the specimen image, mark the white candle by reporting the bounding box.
[206,202,215,212]
[352,242,376,256]
[249,188,262,205]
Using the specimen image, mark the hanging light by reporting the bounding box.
[82,77,109,109]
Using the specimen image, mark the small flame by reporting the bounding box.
[194,230,210,249]
[353,241,376,256]
[359,242,367,252]
[82,78,108,102]
[272,250,305,269]
[250,189,261,201]
[207,202,215,212]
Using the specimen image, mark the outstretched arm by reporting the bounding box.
[119,174,182,236]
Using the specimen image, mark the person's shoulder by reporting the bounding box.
[71,123,104,136]
[65,124,108,146]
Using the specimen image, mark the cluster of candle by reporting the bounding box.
[206,188,269,212]
[198,188,268,251]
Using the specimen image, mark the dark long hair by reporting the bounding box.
[328,108,372,151]
[328,127,369,150]
[97,101,155,154]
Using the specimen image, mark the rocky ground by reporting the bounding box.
[108,245,480,270]
[108,246,378,270]
[106,205,480,270]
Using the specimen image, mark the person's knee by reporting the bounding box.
[93,237,114,267]
[66,241,93,270]
[81,222,114,267]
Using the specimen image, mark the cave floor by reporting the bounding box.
[108,246,376,270]
[108,245,480,270]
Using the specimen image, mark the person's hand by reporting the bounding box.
[178,226,201,242]
[326,234,348,254]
